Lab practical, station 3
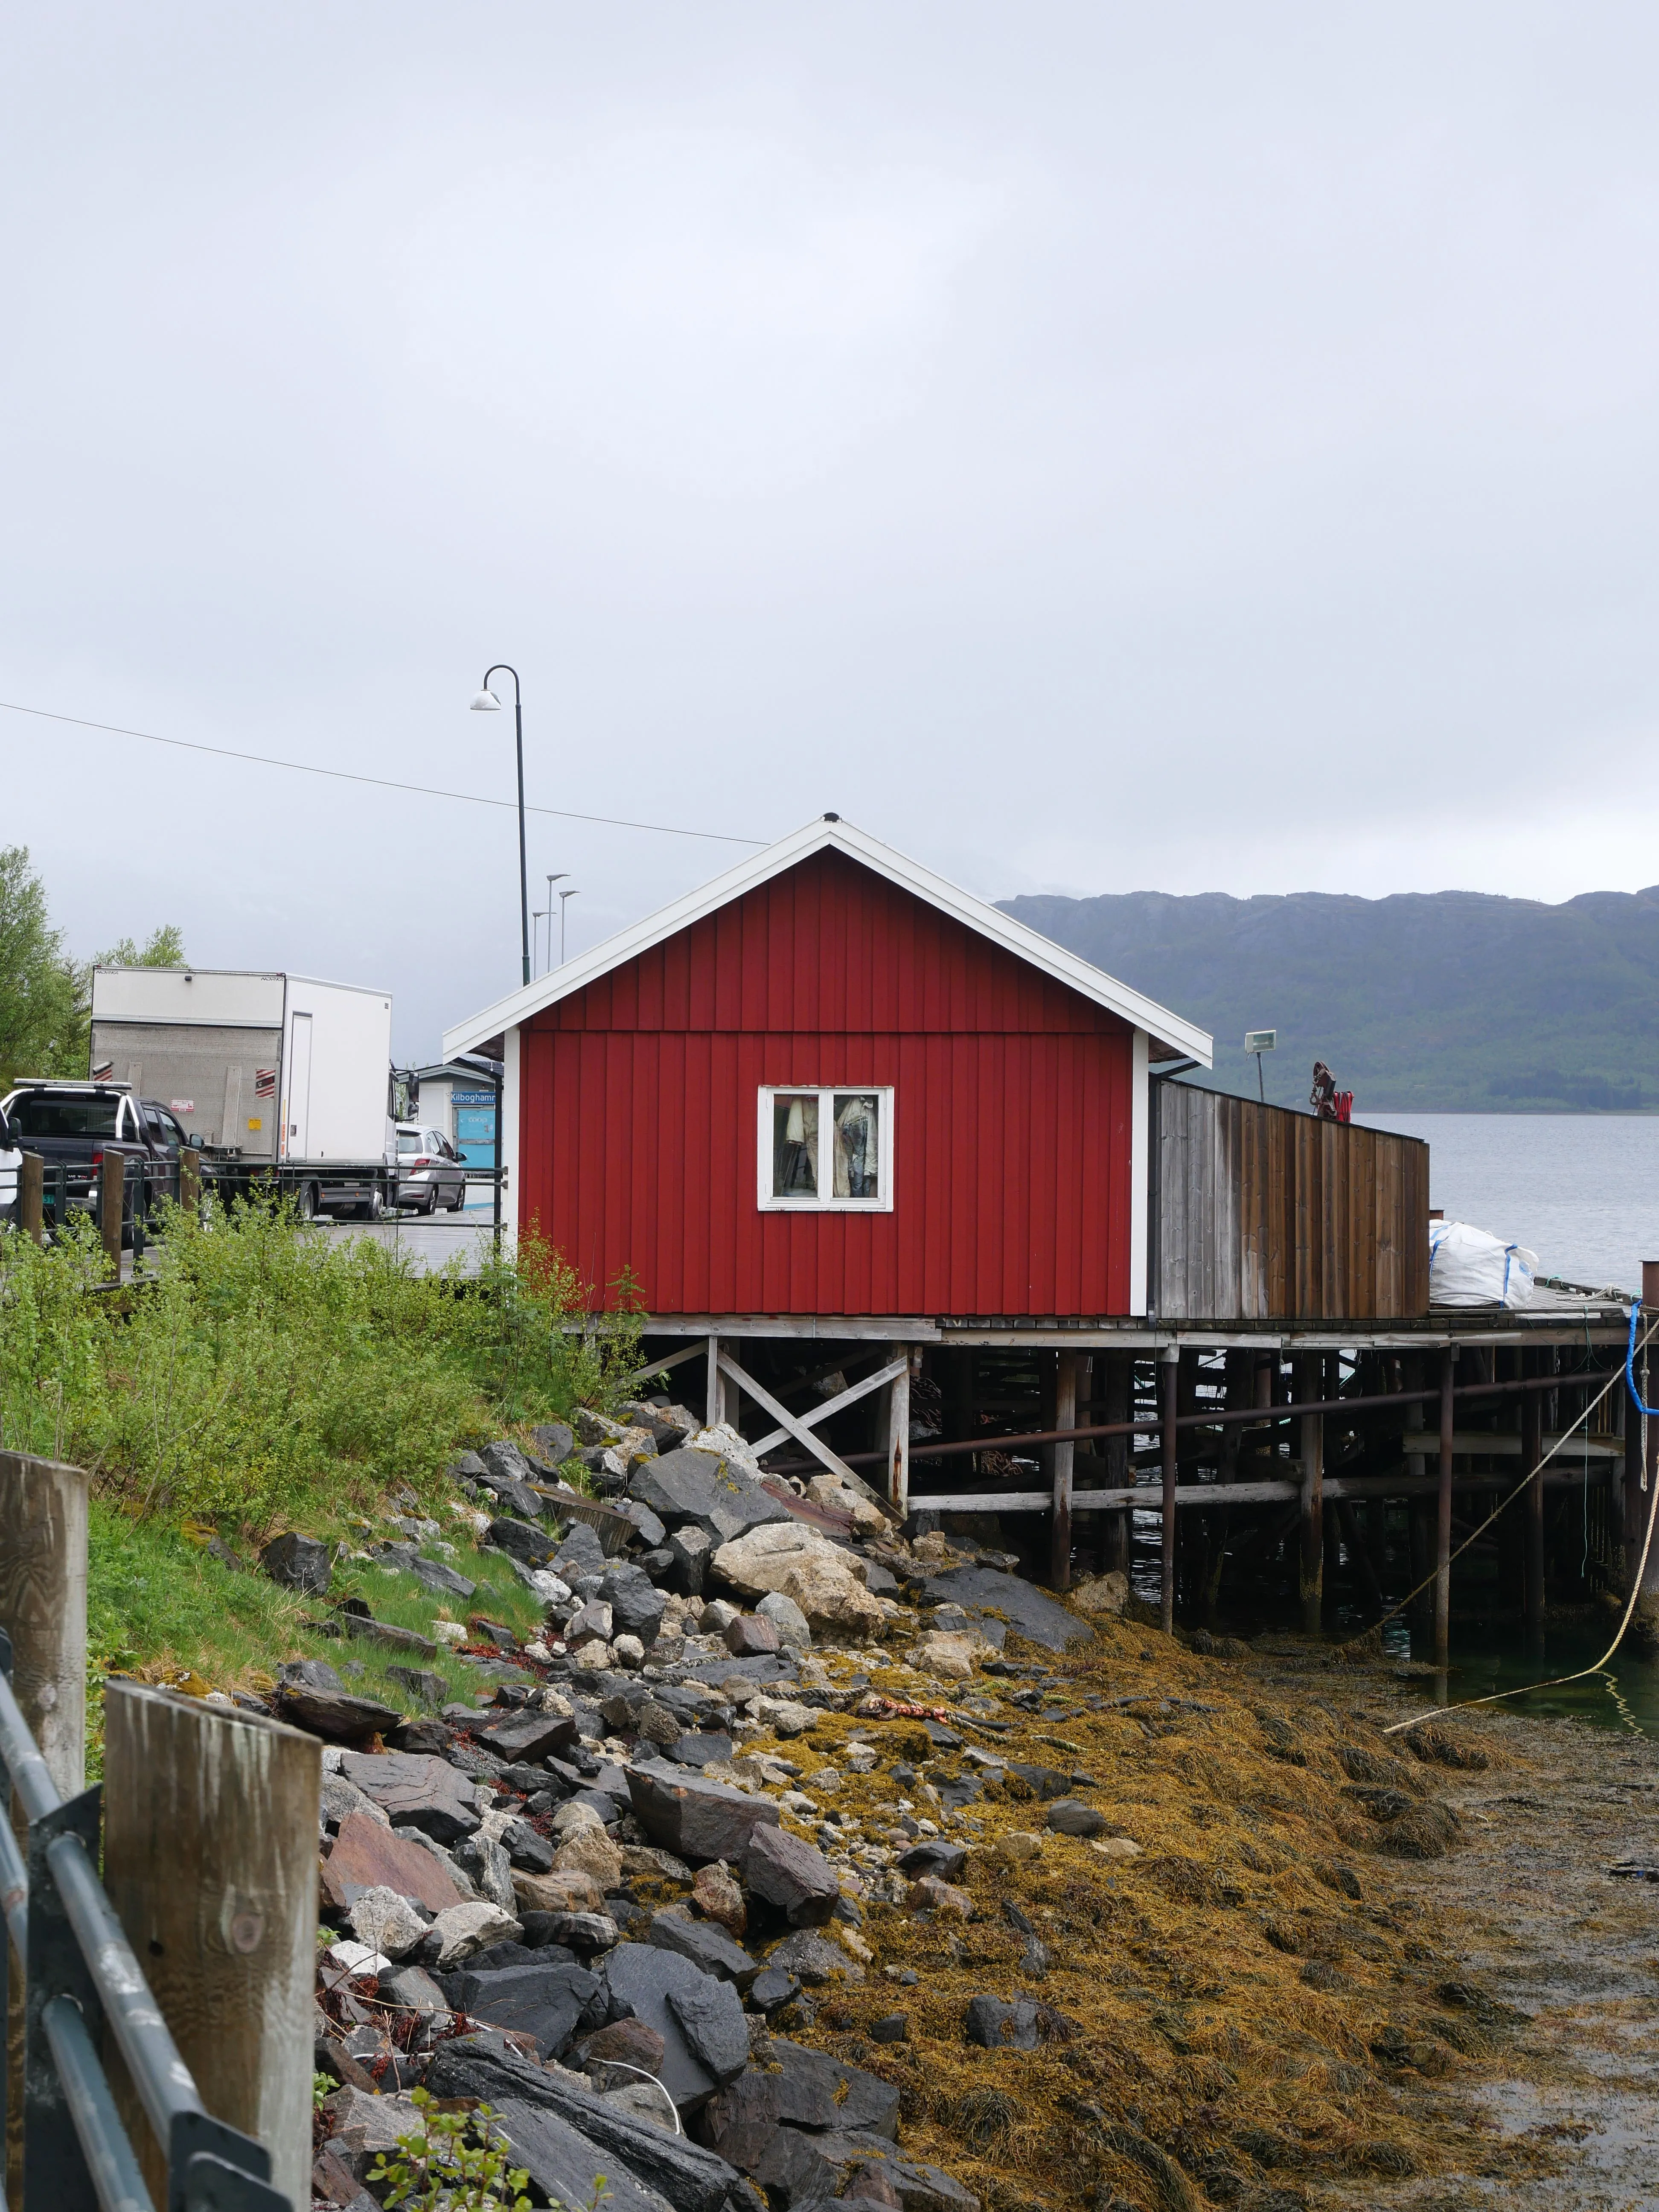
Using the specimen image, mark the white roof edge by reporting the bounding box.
[442,817,1213,1065]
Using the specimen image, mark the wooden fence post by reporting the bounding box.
[98,1151,124,1279]
[1523,1382,1545,1656]
[704,1335,722,1432]
[102,1684,321,2212]
[18,1154,44,1245]
[0,1450,90,2206]
[179,1145,201,1215]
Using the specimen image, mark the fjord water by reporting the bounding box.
[1354,1111,1659,1293]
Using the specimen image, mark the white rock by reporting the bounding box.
[612,1634,646,1669]
[346,1886,428,1961]
[529,1570,571,1604]
[907,1631,984,1681]
[524,1641,553,1663]
[432,1621,469,1648]
[320,1744,345,1774]
[427,1899,521,1968]
[688,1421,765,1479]
[571,1639,612,1670]
[551,1799,605,1838]
[326,1938,393,1978]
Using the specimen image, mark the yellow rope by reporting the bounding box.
[1379,1314,1658,1736]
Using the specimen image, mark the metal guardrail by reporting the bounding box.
[0,1630,289,2212]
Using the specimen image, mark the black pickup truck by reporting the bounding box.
[0,1080,188,1228]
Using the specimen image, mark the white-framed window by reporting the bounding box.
[757,1086,893,1211]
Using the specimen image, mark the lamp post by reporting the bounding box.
[544,873,569,975]
[470,665,531,987]
[559,886,580,964]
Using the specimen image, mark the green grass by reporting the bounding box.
[0,1198,643,1755]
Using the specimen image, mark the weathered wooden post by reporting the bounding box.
[0,1450,90,2204]
[1159,1346,1179,1633]
[179,1144,202,1215]
[1523,1382,1545,1656]
[1102,1351,1131,1576]
[103,1683,321,2212]
[1635,1264,1659,1624]
[885,1351,914,1519]
[1049,1350,1077,1590]
[18,1153,44,1245]
[1295,1355,1324,1636]
[98,1150,125,1278]
[1435,1346,1456,1669]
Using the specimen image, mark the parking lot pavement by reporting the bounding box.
[317,1209,498,1273]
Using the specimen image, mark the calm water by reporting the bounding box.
[1353,1112,1659,1295]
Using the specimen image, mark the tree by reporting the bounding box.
[0,845,81,1087]
[0,846,185,1088]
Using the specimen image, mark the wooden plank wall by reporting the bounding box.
[1153,1084,1429,1321]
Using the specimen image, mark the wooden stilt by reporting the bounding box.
[1296,1354,1323,1636]
[1523,1378,1545,1653]
[1435,1347,1455,1668]
[1103,1352,1130,1575]
[1160,1348,1179,1633]
[704,1333,722,1431]
[885,1352,914,1520]
[1049,1349,1077,1590]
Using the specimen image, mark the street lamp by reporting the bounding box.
[559,887,580,964]
[544,873,569,976]
[470,665,531,987]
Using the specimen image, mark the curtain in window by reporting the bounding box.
[773,1094,819,1195]
[833,1092,879,1199]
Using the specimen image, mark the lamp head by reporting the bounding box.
[470,688,501,713]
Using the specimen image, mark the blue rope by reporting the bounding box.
[1628,1301,1659,1419]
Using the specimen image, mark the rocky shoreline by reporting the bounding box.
[272,1397,1657,2212]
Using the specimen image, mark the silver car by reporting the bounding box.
[393,1123,467,1214]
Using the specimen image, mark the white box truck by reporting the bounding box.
[89,967,415,1217]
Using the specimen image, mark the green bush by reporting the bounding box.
[0,1199,644,1534]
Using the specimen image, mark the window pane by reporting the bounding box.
[832,1092,880,1199]
[771,1094,819,1196]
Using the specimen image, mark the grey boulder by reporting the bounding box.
[647,1909,759,1991]
[602,1560,668,1644]
[741,1825,839,1927]
[339,1752,480,1844]
[627,1764,780,1865]
[627,1449,792,1543]
[963,1994,1039,2051]
[425,2034,744,2212]
[481,2098,672,2212]
[447,1959,603,2059]
[604,1942,748,2108]
[259,1531,331,1594]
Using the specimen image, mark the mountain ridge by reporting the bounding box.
[998,884,1659,1112]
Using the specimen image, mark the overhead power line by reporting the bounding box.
[0,699,768,847]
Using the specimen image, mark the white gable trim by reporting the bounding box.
[442,816,1213,1065]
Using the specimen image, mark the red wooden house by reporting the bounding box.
[445,815,1209,1319]
[444,815,1210,1510]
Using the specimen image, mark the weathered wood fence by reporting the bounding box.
[1151,1084,1431,1322]
[0,1450,317,2212]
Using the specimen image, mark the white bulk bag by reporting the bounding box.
[1428,1220,1540,1309]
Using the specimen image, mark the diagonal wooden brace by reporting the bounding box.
[748,1358,909,1457]
[714,1351,900,1521]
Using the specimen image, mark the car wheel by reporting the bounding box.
[297,1180,320,1221]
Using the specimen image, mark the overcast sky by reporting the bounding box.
[6,5,1659,1058]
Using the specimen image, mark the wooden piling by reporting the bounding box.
[1102,1352,1130,1575]
[1295,1355,1324,1636]
[102,1683,321,2212]
[1637,1264,1659,1605]
[885,1353,914,1519]
[704,1334,722,1431]
[1049,1350,1077,1590]
[0,1451,90,2206]
[179,1144,201,1215]
[98,1150,124,1278]
[1435,1348,1455,1668]
[18,1154,44,1245]
[1160,1348,1179,1633]
[1522,1382,1545,1653]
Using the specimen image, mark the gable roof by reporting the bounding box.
[442,815,1213,1065]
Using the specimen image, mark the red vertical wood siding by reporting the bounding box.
[518,850,1134,1316]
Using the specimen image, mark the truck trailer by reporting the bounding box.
[88,967,415,1217]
